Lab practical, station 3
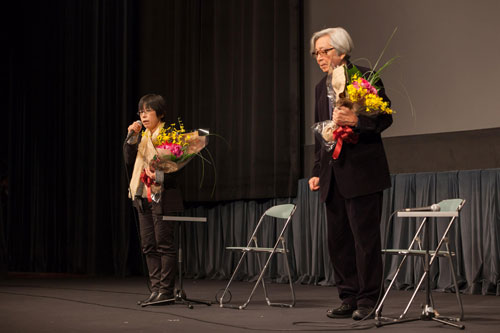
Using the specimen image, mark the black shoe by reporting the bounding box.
[352,306,375,320]
[137,291,159,305]
[327,304,357,318]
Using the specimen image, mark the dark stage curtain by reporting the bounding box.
[179,169,500,296]
[136,0,302,201]
[6,0,140,275]
[4,0,301,275]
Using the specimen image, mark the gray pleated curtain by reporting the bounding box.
[180,168,500,295]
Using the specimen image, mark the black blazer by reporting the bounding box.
[123,136,184,213]
[312,64,392,201]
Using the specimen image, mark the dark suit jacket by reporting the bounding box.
[312,64,392,201]
[123,136,184,213]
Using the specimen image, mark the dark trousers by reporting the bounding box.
[325,182,383,308]
[135,198,177,294]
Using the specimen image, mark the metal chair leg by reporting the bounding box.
[267,237,295,307]
[219,250,249,308]
[221,204,297,310]
[253,238,271,305]
[377,200,466,330]
[239,253,274,309]
[376,218,428,318]
[282,238,296,307]
[446,241,464,321]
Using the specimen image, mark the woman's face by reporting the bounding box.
[314,35,345,72]
[139,107,162,131]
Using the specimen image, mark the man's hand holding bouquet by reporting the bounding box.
[330,64,394,159]
[313,29,397,160]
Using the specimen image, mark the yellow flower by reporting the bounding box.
[346,78,393,115]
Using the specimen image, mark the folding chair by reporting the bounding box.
[219,204,297,309]
[376,199,466,329]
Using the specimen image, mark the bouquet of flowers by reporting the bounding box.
[150,119,208,173]
[140,118,209,202]
[342,65,393,115]
[313,29,397,160]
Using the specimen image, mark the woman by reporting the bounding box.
[124,94,183,305]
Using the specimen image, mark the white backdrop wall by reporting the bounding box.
[304,0,500,144]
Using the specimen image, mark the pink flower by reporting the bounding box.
[360,78,378,95]
[158,142,184,158]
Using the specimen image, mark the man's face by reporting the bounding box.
[314,35,345,72]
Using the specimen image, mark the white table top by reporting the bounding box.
[397,211,458,218]
[162,216,207,222]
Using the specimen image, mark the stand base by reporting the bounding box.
[141,288,212,309]
[376,311,464,330]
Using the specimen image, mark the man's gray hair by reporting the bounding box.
[310,27,354,57]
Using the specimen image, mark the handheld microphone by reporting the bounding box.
[404,204,441,212]
[126,120,143,141]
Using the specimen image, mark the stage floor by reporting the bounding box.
[1,275,499,332]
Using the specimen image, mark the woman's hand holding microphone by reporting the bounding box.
[127,121,142,137]
[127,121,155,179]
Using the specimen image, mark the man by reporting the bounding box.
[308,27,392,320]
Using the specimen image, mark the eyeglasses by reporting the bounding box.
[137,108,154,116]
[312,47,334,58]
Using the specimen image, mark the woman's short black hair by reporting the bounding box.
[138,94,167,120]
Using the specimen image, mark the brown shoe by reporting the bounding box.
[137,291,158,305]
[327,304,357,318]
[352,306,375,320]
[149,292,175,305]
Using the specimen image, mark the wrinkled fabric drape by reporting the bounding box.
[136,0,301,201]
[6,0,139,275]
[5,0,301,276]
[179,169,500,296]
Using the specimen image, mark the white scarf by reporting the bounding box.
[128,122,164,199]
